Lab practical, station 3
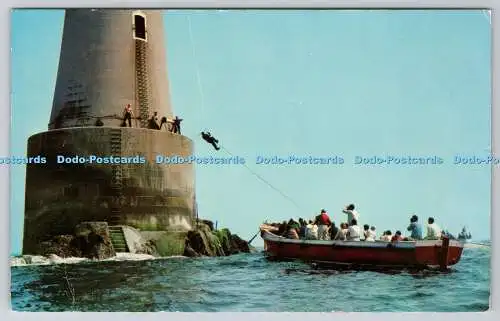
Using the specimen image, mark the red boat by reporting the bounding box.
[260,225,464,270]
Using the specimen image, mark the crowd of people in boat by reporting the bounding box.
[266,204,455,242]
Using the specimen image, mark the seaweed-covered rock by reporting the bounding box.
[152,232,187,257]
[73,222,115,259]
[184,224,214,256]
[183,243,201,257]
[214,228,232,255]
[136,240,158,256]
[37,235,81,258]
[35,222,116,259]
[200,219,214,231]
[228,234,250,254]
[184,220,251,257]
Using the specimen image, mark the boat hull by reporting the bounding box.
[261,229,464,269]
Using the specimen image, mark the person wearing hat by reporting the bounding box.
[316,209,332,240]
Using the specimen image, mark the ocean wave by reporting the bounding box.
[10,248,491,312]
[10,253,188,267]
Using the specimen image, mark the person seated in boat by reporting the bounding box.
[287,219,301,239]
[425,217,442,240]
[346,219,361,241]
[342,204,359,226]
[380,230,392,241]
[298,218,307,239]
[305,220,318,240]
[277,220,288,237]
[391,230,404,242]
[442,230,456,240]
[287,225,300,239]
[363,224,370,240]
[330,222,340,240]
[335,225,344,240]
[288,218,300,229]
[365,226,377,242]
[316,209,331,240]
[310,220,319,240]
[333,223,347,240]
[407,214,423,240]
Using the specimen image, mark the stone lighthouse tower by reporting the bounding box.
[22,9,195,254]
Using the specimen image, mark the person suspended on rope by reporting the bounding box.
[122,104,133,127]
[148,112,160,130]
[201,131,220,150]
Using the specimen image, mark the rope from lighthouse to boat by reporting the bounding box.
[182,15,488,249]
[88,15,487,251]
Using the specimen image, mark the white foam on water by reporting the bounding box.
[110,253,156,261]
[10,253,188,267]
[10,254,89,267]
[464,243,491,249]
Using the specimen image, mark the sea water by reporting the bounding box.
[10,244,490,312]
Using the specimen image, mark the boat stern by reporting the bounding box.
[415,238,464,268]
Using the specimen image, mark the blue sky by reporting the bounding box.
[10,9,491,255]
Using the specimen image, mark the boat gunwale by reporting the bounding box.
[261,229,464,249]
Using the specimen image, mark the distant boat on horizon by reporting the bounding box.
[457,226,472,242]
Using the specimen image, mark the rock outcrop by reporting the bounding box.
[183,220,252,257]
[135,240,159,256]
[37,235,81,258]
[33,219,251,260]
[73,222,115,259]
[36,221,115,259]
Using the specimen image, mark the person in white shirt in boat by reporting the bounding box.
[342,204,359,226]
[347,219,361,241]
[425,217,442,240]
[363,224,370,240]
[334,223,348,240]
[365,226,377,241]
[305,220,318,240]
[380,230,392,241]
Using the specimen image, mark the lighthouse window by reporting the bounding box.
[134,15,146,40]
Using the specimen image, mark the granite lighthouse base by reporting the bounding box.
[22,127,195,255]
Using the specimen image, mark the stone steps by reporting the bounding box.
[109,226,129,253]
